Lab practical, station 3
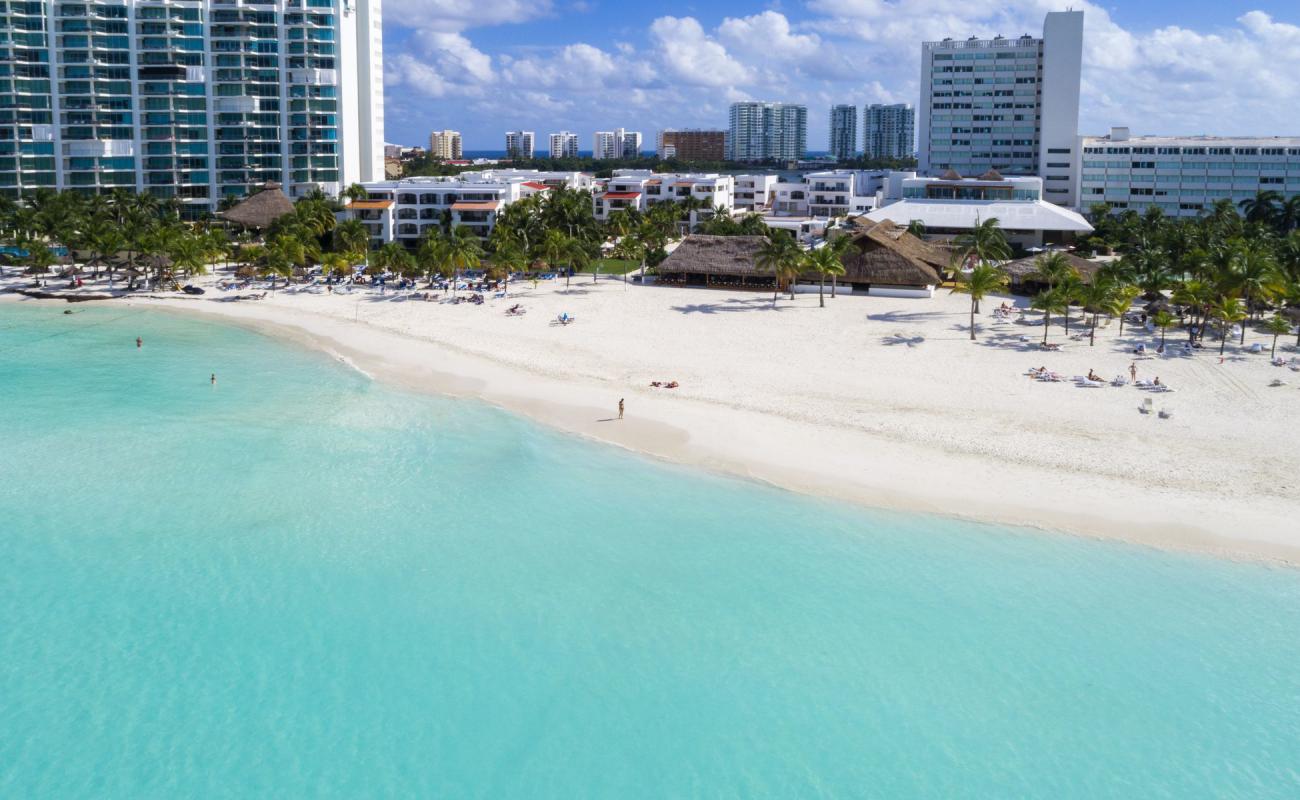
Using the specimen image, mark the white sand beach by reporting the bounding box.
[7,275,1299,562]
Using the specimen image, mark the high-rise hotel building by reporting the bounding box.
[0,0,385,215]
[728,101,806,163]
[917,10,1082,206]
[828,104,856,161]
[863,103,914,161]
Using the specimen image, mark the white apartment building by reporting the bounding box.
[342,170,592,247]
[592,169,734,222]
[505,131,535,159]
[918,10,1083,207]
[863,104,915,161]
[728,102,807,162]
[733,174,777,211]
[428,130,462,161]
[0,0,385,215]
[593,128,641,160]
[549,131,579,159]
[829,105,857,161]
[1078,128,1300,218]
[801,170,886,217]
[864,173,1092,248]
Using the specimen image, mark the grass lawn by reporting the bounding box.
[574,258,639,275]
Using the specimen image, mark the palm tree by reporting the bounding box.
[1239,190,1282,227]
[1226,241,1280,342]
[1056,271,1085,337]
[168,233,207,279]
[1151,310,1177,350]
[1264,314,1292,358]
[563,236,590,288]
[1076,278,1116,347]
[1112,284,1142,337]
[951,216,1010,277]
[756,231,800,305]
[320,252,351,282]
[1029,251,1074,292]
[417,233,448,287]
[24,242,56,281]
[1208,297,1246,356]
[905,220,926,239]
[333,218,370,261]
[1031,288,1069,345]
[446,226,483,291]
[492,241,527,295]
[340,183,368,204]
[802,245,846,308]
[950,262,1008,340]
[541,228,570,283]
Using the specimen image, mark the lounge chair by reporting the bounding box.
[1158,408,1173,419]
[1139,398,1153,414]
[1248,343,1264,354]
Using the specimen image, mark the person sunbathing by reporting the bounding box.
[1153,376,1162,387]
[1087,370,1100,382]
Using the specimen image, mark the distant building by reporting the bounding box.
[865,172,1092,248]
[728,102,807,162]
[863,104,915,161]
[428,130,463,161]
[594,129,642,160]
[505,131,535,159]
[342,170,593,247]
[548,132,580,159]
[733,174,778,211]
[592,169,734,223]
[384,144,404,160]
[1078,128,1300,218]
[657,130,727,162]
[829,106,858,161]
[918,10,1083,206]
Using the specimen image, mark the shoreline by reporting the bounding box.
[7,287,1298,566]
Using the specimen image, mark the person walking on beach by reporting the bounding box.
[1129,362,1137,382]
[618,398,624,420]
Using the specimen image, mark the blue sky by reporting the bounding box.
[381,1,1300,151]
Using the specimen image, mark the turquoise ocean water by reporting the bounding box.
[2,303,1299,798]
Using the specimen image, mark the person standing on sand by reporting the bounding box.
[618,399,624,420]
[1129,362,1136,382]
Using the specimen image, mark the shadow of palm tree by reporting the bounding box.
[670,298,779,314]
[880,334,925,347]
[868,310,951,323]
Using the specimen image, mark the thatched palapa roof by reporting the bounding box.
[834,220,946,287]
[657,235,769,276]
[1000,252,1103,285]
[219,182,295,230]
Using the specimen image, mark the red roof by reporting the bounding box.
[603,192,642,200]
[452,201,499,211]
[522,181,551,190]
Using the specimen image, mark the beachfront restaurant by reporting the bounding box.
[654,223,947,298]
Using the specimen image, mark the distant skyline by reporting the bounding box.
[382,1,1300,150]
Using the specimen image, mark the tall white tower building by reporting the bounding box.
[505,131,535,159]
[863,104,915,161]
[829,105,857,161]
[0,0,385,215]
[727,102,807,162]
[549,132,579,159]
[917,10,1083,206]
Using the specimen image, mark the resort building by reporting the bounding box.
[728,102,807,163]
[800,170,885,218]
[863,104,915,161]
[917,10,1083,206]
[341,170,591,248]
[592,170,734,222]
[1078,128,1300,217]
[733,174,778,211]
[505,131,535,159]
[0,0,385,214]
[593,129,642,160]
[428,130,463,161]
[655,221,945,297]
[829,105,858,161]
[862,173,1092,249]
[548,132,579,160]
[656,129,726,162]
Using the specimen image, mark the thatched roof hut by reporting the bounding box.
[1000,251,1103,289]
[655,235,769,287]
[834,220,946,289]
[219,182,295,231]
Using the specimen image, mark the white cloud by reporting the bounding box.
[382,0,553,33]
[648,16,750,87]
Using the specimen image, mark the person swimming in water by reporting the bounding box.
[136,336,142,348]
